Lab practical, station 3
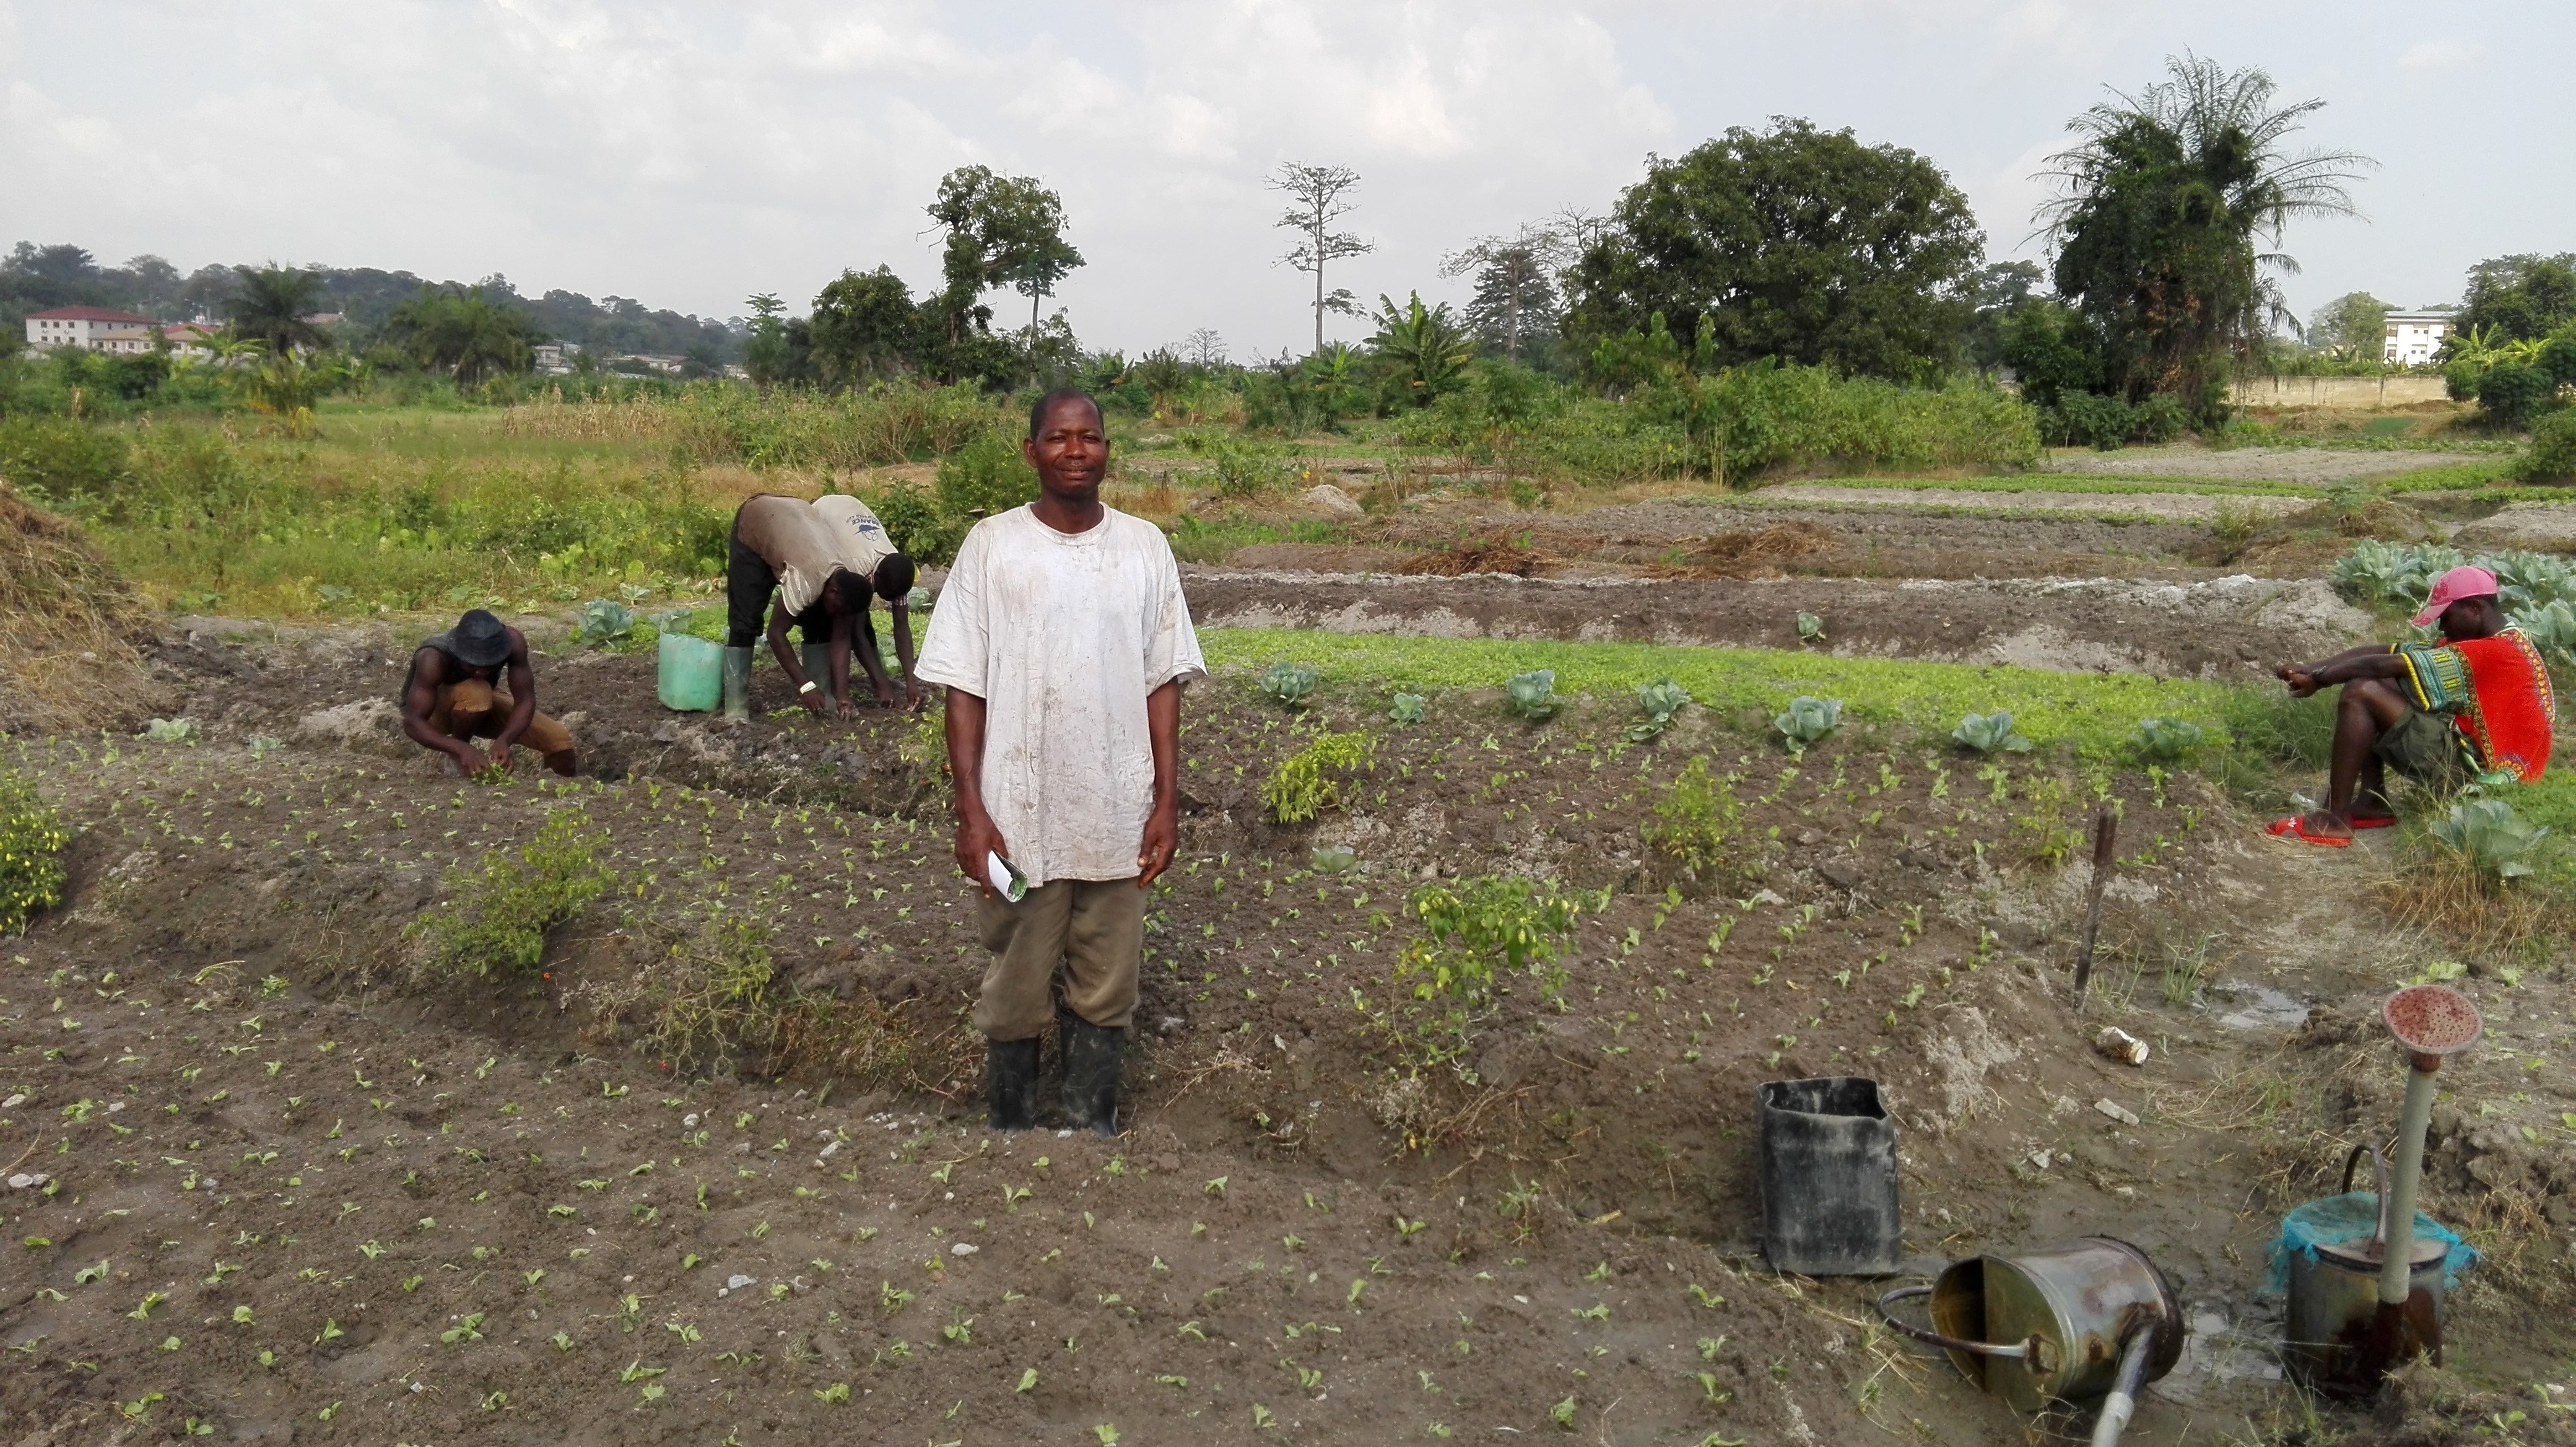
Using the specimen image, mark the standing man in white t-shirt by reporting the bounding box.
[913,388,1204,1135]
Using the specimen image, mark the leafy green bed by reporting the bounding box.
[1199,629,2244,759]
[1762,474,2323,498]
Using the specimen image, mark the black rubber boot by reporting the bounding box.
[1059,1015,1125,1138]
[985,1038,1040,1132]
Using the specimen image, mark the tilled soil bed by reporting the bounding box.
[4,629,2573,1446]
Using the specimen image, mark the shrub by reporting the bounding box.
[2476,362,2553,428]
[1640,756,1743,891]
[1264,731,1372,824]
[1395,875,1591,1045]
[864,483,965,567]
[408,808,614,977]
[1773,696,1842,754]
[0,418,131,507]
[2047,391,2134,449]
[2428,798,2549,883]
[1504,670,1559,723]
[1952,710,2032,754]
[0,768,69,933]
[934,432,1040,521]
[2519,410,2576,484]
[2130,393,2190,444]
[1260,662,1320,709]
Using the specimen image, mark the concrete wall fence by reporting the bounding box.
[2231,375,2452,409]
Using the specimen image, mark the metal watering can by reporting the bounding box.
[1879,1237,2181,1447]
[2282,1145,2453,1396]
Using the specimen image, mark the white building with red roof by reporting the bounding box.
[25,305,159,354]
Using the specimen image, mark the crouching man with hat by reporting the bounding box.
[399,607,578,777]
[2267,564,2552,846]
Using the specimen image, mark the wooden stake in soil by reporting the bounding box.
[2071,805,2119,1002]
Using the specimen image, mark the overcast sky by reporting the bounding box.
[6,1,2566,357]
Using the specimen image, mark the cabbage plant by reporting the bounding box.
[573,599,637,645]
[1626,678,1692,741]
[2132,717,2204,763]
[1261,662,1320,709]
[144,717,197,743]
[1388,693,1427,726]
[1951,710,2032,754]
[1505,670,1559,723]
[2429,797,2549,881]
[1795,612,1826,644]
[1773,696,1841,754]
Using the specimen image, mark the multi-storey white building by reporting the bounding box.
[24,305,159,353]
[2383,311,2455,368]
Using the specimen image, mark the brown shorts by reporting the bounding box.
[972,878,1146,1040]
[429,679,574,756]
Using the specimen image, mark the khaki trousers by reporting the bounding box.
[430,679,575,756]
[973,878,1145,1040]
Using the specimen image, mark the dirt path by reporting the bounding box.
[1183,569,2375,679]
[2039,446,2490,484]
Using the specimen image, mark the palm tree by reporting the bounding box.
[382,289,537,385]
[224,264,335,354]
[1365,292,1475,405]
[2039,55,2374,404]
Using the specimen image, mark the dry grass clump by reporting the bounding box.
[1647,520,1838,578]
[1393,529,1551,577]
[0,482,163,733]
[2376,851,2557,957]
[580,914,944,1088]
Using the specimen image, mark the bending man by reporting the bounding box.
[2269,565,2554,846]
[915,387,1203,1135]
[399,608,577,777]
[723,492,913,721]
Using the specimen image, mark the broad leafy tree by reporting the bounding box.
[921,165,1079,383]
[807,268,915,386]
[226,264,336,353]
[1565,120,1985,383]
[2456,255,2576,344]
[2304,291,2391,359]
[2039,55,2371,406]
[1960,260,2047,378]
[1269,162,1375,354]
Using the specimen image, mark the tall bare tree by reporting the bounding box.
[1269,162,1374,354]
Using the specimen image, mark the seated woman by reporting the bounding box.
[2268,566,2553,847]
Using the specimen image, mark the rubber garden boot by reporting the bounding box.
[720,646,753,723]
[985,1038,1040,1131]
[799,642,832,702]
[1060,1014,1126,1138]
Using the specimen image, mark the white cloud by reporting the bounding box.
[2398,35,2481,70]
[1,0,2566,356]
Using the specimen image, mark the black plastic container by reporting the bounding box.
[1759,1076,1901,1275]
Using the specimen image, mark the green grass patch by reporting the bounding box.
[2370,458,2526,494]
[1198,629,2243,758]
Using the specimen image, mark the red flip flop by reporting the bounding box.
[2266,816,2351,848]
[2349,816,2396,831]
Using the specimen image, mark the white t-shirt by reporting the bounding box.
[812,494,899,579]
[913,505,1205,886]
